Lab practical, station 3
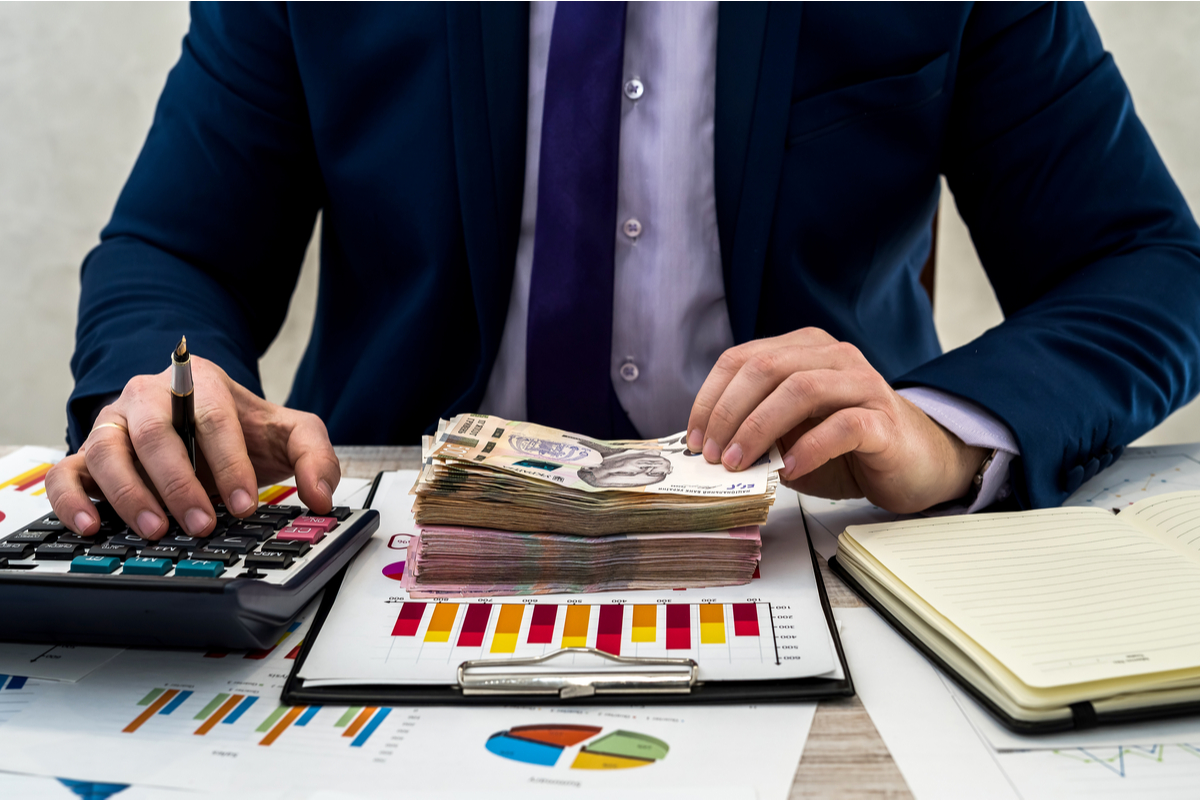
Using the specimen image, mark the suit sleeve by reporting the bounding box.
[67,2,322,451]
[897,2,1200,508]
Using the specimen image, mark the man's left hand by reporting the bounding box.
[686,328,987,514]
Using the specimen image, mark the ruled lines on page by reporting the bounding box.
[847,508,1200,688]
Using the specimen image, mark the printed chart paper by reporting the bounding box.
[300,471,836,686]
[0,598,815,800]
[838,606,1200,800]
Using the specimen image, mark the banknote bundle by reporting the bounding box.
[412,414,782,536]
[400,526,762,597]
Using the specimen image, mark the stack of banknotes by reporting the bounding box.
[404,414,781,596]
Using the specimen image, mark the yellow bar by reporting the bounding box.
[424,603,460,642]
[0,463,51,490]
[699,604,726,644]
[631,605,657,642]
[489,605,524,653]
[562,605,591,647]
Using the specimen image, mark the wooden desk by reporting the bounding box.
[14,444,913,799]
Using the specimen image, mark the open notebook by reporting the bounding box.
[832,491,1200,733]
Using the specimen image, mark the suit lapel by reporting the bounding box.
[715,2,803,344]
[444,2,528,393]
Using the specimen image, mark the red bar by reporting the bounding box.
[204,650,228,659]
[391,603,426,637]
[457,604,493,647]
[731,603,760,636]
[527,605,558,644]
[596,605,623,655]
[665,604,690,650]
[752,563,761,579]
[285,642,302,660]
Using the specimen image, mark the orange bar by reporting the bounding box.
[194,694,244,735]
[562,605,591,647]
[258,485,298,504]
[342,706,378,739]
[123,689,178,733]
[259,705,305,746]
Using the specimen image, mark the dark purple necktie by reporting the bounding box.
[525,2,628,439]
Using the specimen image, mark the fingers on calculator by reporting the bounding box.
[0,499,353,578]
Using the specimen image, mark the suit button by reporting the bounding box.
[624,77,645,100]
[1063,464,1085,494]
[619,361,640,382]
[622,218,643,239]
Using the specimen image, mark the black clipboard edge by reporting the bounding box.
[283,475,854,706]
[829,554,1200,735]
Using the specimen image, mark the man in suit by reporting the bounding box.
[46,3,1200,541]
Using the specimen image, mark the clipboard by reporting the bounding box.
[282,473,854,706]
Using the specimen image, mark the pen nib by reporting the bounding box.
[174,336,189,362]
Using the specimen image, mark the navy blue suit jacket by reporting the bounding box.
[69,2,1200,509]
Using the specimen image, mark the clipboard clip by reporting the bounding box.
[457,647,698,698]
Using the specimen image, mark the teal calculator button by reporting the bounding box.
[175,559,225,578]
[69,555,121,574]
[123,557,172,576]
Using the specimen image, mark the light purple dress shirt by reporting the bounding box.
[479,1,1019,511]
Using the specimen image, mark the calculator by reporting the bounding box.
[0,499,378,649]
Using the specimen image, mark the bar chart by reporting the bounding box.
[122,686,392,749]
[381,600,790,681]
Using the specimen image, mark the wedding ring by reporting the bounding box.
[91,422,129,435]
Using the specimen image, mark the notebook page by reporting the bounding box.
[845,507,1200,688]
[1120,491,1200,566]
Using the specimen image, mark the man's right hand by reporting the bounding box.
[46,357,341,540]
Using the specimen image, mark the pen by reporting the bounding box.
[171,336,196,471]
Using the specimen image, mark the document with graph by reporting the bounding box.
[286,470,852,704]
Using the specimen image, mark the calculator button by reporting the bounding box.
[25,515,67,533]
[35,542,85,560]
[8,530,59,544]
[224,522,276,541]
[191,549,241,566]
[123,557,173,576]
[293,516,337,532]
[110,533,152,549]
[276,526,325,544]
[261,504,303,519]
[244,512,289,530]
[57,533,102,547]
[175,559,225,578]
[70,555,121,574]
[161,534,205,550]
[243,551,294,570]
[140,546,183,562]
[264,539,311,557]
[88,545,134,560]
[0,543,34,560]
[206,536,258,554]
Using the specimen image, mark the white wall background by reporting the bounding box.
[0,2,1197,448]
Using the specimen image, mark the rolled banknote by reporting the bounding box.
[423,414,782,496]
[412,414,782,535]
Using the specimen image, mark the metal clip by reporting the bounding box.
[458,647,698,698]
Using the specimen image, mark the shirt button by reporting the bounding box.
[624,78,645,101]
[619,361,640,382]
[622,218,643,239]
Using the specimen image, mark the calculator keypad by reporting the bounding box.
[2,499,357,584]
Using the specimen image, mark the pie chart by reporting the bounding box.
[486,724,669,770]
[381,561,406,581]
